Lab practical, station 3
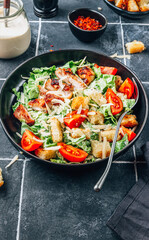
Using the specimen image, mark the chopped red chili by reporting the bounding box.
[73,16,103,31]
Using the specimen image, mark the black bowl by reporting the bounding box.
[0,50,148,167]
[68,8,107,42]
[104,0,149,19]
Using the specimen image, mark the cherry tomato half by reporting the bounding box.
[94,64,117,75]
[64,109,88,129]
[57,143,88,162]
[106,88,123,115]
[21,129,43,152]
[121,126,136,142]
[118,77,134,99]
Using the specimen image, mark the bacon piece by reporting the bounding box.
[45,93,64,108]
[13,104,35,126]
[77,66,95,85]
[28,99,47,113]
[55,68,86,90]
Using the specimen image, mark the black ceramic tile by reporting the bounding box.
[39,0,120,23]
[39,22,124,61]
[23,0,38,21]
[123,25,149,82]
[121,15,149,24]
[19,160,135,240]
[0,160,23,240]
[0,23,38,78]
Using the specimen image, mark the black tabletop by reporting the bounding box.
[0,1,149,239]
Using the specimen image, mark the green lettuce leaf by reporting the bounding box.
[100,105,117,125]
[92,66,101,78]
[123,99,135,111]
[114,134,129,153]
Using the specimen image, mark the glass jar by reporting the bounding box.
[0,0,31,59]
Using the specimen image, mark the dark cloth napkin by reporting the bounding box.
[107,143,149,240]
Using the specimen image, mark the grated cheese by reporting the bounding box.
[20,92,25,104]
[32,137,44,143]
[16,132,22,138]
[5,155,19,169]
[51,99,64,105]
[110,52,131,60]
[87,111,96,116]
[44,146,61,151]
[77,104,82,114]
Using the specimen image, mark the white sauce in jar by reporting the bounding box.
[0,6,31,59]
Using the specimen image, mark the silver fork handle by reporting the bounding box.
[94,111,128,192]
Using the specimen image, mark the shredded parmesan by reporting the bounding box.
[45,102,52,115]
[20,92,25,104]
[87,111,96,116]
[51,99,64,105]
[77,104,82,114]
[110,52,131,60]
[98,7,102,10]
[16,132,22,138]
[5,155,19,169]
[44,146,61,151]
[32,137,44,143]
[79,56,87,67]
[132,126,137,132]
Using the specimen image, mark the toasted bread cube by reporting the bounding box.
[127,0,140,11]
[126,40,145,54]
[101,129,122,142]
[71,96,89,110]
[121,114,138,128]
[35,148,56,160]
[115,0,127,9]
[71,128,91,140]
[89,91,107,106]
[91,140,111,158]
[0,168,4,187]
[88,111,104,125]
[115,75,123,91]
[50,117,63,143]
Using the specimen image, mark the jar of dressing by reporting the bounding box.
[0,0,31,59]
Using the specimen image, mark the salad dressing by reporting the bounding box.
[0,6,31,59]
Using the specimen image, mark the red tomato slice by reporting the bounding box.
[94,63,100,68]
[121,126,136,142]
[94,64,117,75]
[64,109,88,129]
[118,77,134,99]
[57,143,88,162]
[21,130,43,151]
[106,88,123,115]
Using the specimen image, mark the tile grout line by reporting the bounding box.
[16,160,26,240]
[113,160,146,164]
[35,18,41,56]
[133,145,138,182]
[120,16,126,65]
[29,20,149,26]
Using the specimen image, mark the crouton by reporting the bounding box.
[136,0,149,11]
[88,111,104,125]
[127,0,140,11]
[101,129,122,142]
[71,96,89,110]
[0,168,4,187]
[71,128,91,139]
[115,75,123,91]
[115,0,127,9]
[126,40,145,54]
[49,117,63,143]
[35,148,56,160]
[91,140,111,158]
[88,91,107,106]
[121,114,138,128]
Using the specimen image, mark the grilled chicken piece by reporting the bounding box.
[55,68,86,90]
[45,78,60,91]
[45,93,64,108]
[28,99,47,113]
[13,104,35,126]
[38,85,48,97]
[77,66,95,85]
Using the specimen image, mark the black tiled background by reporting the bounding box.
[0,0,149,239]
